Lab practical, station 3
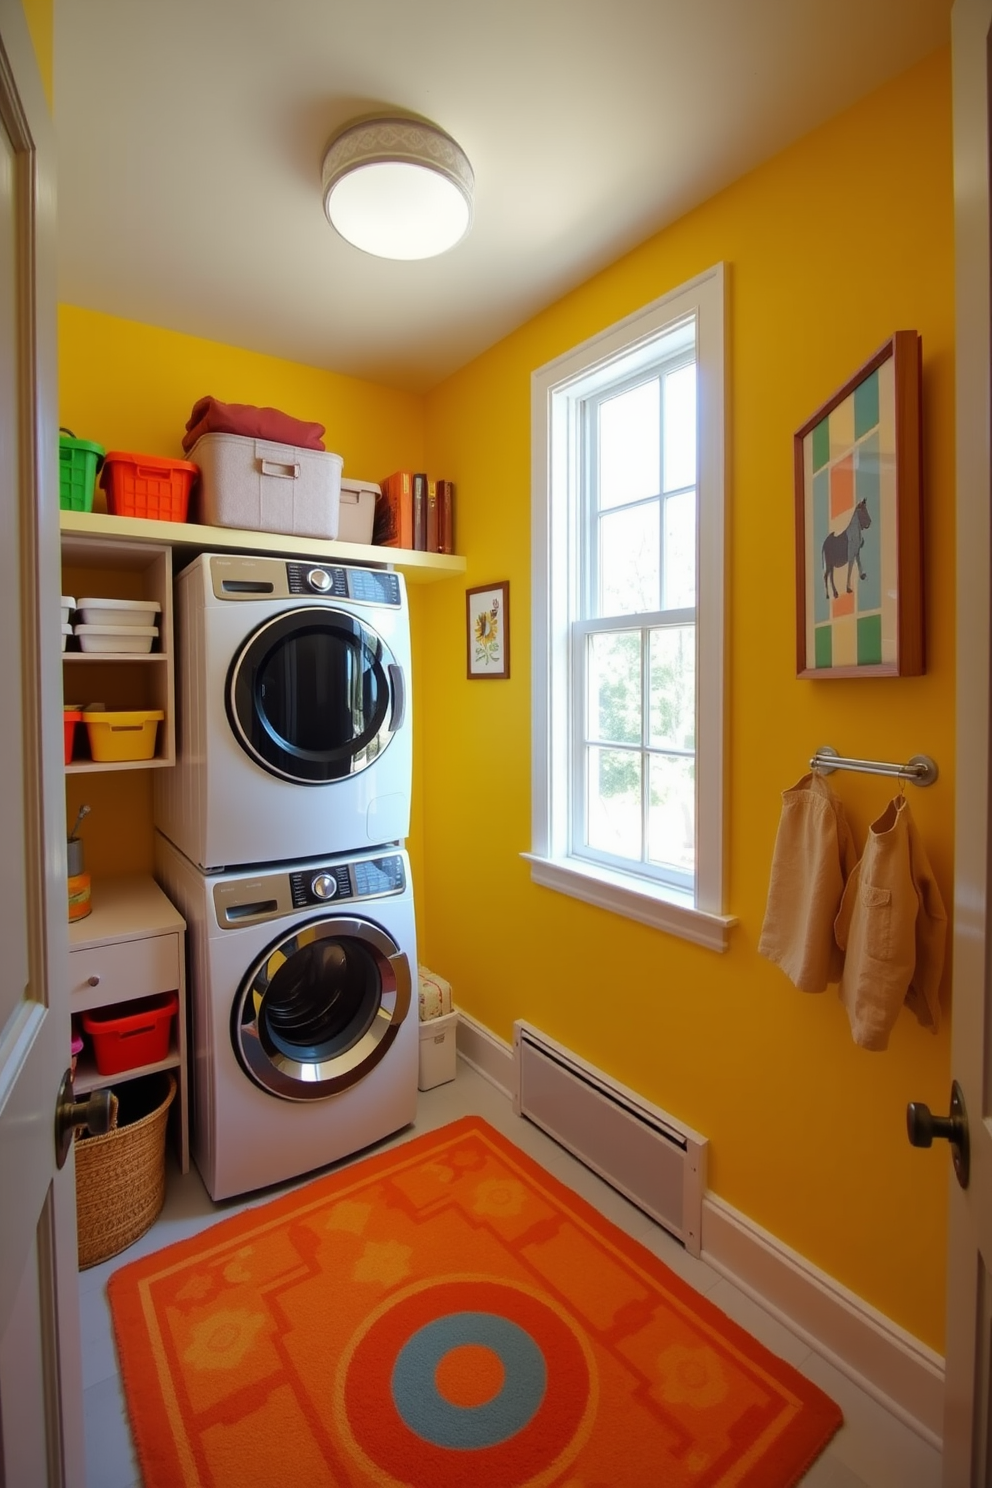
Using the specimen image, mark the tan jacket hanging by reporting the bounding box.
[758,771,858,993]
[833,793,947,1051]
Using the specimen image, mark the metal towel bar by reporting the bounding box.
[810,745,938,787]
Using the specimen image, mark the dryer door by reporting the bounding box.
[227,606,406,784]
[232,915,412,1100]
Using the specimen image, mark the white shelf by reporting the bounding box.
[60,508,467,583]
[74,1046,180,1096]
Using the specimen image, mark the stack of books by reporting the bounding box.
[374,471,455,553]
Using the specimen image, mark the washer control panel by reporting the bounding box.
[286,563,402,607]
[289,853,405,910]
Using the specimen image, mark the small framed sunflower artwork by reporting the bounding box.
[466,581,510,679]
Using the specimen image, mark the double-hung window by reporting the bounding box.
[529,265,731,950]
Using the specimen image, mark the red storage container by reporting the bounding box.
[99,451,198,522]
[81,991,178,1076]
[63,708,83,764]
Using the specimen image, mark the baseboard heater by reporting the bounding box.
[513,1021,708,1256]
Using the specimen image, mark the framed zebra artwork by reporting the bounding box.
[794,331,924,679]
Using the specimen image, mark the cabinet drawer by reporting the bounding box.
[70,933,180,1011]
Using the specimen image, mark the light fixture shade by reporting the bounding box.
[321,116,474,260]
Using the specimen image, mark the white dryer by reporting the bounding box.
[154,552,412,870]
[155,832,418,1201]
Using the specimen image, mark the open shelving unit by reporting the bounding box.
[61,532,175,770]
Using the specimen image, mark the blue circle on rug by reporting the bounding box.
[391,1310,547,1449]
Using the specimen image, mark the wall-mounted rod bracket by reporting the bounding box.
[811,746,938,787]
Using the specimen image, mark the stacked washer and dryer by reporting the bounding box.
[153,551,418,1201]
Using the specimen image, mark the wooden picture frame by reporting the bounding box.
[466,581,510,679]
[794,331,924,678]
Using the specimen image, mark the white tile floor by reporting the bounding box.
[78,1060,943,1488]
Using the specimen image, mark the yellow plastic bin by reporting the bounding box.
[82,709,164,763]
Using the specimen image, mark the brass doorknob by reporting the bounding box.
[54,1069,114,1170]
[907,1079,969,1189]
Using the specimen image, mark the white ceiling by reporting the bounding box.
[54,0,951,393]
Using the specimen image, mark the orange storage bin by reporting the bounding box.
[81,991,178,1076]
[99,451,198,522]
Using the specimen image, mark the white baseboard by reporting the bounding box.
[453,1009,944,1446]
[455,1007,515,1095]
[701,1194,944,1447]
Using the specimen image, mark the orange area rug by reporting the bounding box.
[108,1115,842,1486]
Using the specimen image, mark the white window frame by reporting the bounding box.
[526,264,734,952]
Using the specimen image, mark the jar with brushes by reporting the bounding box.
[68,804,91,922]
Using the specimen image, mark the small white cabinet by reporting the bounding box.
[69,875,189,1172]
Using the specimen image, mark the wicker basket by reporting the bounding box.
[75,1072,176,1270]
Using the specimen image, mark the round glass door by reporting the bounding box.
[227,607,402,784]
[233,916,411,1100]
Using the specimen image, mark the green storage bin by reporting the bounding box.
[59,428,105,512]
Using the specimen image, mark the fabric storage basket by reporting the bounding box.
[337,479,377,544]
[190,431,343,540]
[75,1072,176,1269]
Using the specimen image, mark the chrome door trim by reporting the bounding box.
[233,915,412,1100]
[226,606,402,784]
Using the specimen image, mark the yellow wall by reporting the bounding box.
[59,307,427,881]
[419,48,955,1349]
[21,0,52,109]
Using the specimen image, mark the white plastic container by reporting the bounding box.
[418,1009,458,1091]
[74,624,159,654]
[337,479,377,544]
[189,432,343,541]
[61,595,75,626]
[76,597,161,628]
[61,623,73,652]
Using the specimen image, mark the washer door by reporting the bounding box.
[227,606,406,784]
[233,916,412,1100]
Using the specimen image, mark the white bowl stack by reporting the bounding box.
[61,595,74,652]
[73,597,162,654]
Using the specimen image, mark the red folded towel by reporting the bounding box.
[182,396,326,454]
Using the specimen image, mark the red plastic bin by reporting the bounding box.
[63,708,82,764]
[99,451,198,523]
[81,991,178,1076]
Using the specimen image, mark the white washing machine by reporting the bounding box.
[154,552,412,870]
[155,832,418,1201]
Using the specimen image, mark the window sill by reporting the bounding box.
[522,853,736,952]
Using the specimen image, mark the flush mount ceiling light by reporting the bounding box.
[321,115,474,261]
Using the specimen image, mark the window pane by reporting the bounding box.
[599,503,660,615]
[663,363,696,492]
[663,490,696,610]
[648,754,695,874]
[588,631,641,744]
[599,379,659,510]
[587,747,642,859]
[649,627,695,749]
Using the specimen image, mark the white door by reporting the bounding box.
[0,3,85,1485]
[943,1,992,1481]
